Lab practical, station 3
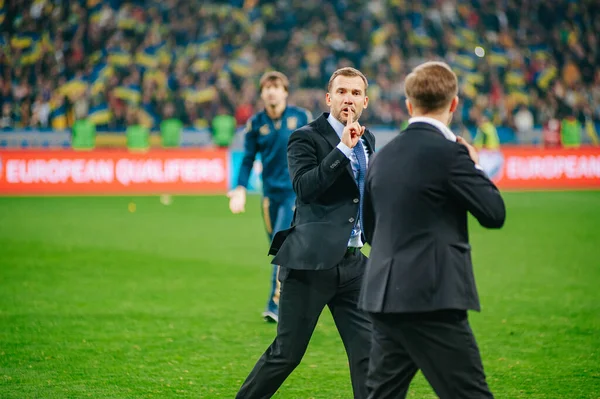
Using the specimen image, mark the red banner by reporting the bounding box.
[0,147,598,195]
[0,149,228,195]
[480,147,600,190]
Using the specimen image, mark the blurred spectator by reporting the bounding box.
[583,106,599,145]
[0,0,597,144]
[31,95,51,128]
[473,113,500,150]
[513,105,535,143]
[0,103,14,130]
[560,110,582,148]
[542,118,562,148]
[160,102,183,147]
[212,104,236,147]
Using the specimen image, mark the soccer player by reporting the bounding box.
[228,71,312,323]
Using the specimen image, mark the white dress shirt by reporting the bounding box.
[327,113,369,248]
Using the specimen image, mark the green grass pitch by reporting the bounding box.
[0,192,599,398]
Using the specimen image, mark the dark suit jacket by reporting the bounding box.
[358,122,505,313]
[268,113,376,270]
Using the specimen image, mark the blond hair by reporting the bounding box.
[404,61,458,113]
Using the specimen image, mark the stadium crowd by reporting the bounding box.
[0,0,598,144]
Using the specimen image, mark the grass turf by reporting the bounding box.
[0,192,599,398]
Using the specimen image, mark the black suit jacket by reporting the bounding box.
[268,113,376,270]
[358,122,505,313]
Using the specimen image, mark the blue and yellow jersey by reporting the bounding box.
[529,44,551,62]
[183,87,216,104]
[107,47,132,68]
[138,104,157,129]
[371,25,390,46]
[535,65,558,90]
[489,46,509,67]
[11,32,36,49]
[88,103,112,126]
[228,56,252,77]
[409,28,433,48]
[89,2,103,24]
[457,28,477,48]
[59,78,88,100]
[505,69,529,106]
[454,50,476,70]
[117,14,138,31]
[89,63,113,96]
[186,33,219,57]
[237,106,313,199]
[157,45,174,66]
[505,70,526,89]
[135,45,160,69]
[19,41,42,65]
[49,101,68,131]
[191,53,211,73]
[113,84,141,104]
[584,118,599,145]
[461,80,478,100]
[143,68,168,90]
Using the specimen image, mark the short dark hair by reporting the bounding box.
[404,61,458,113]
[259,71,289,92]
[327,67,368,93]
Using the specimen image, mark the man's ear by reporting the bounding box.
[449,96,459,113]
[405,99,413,117]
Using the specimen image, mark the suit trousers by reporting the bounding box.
[367,310,493,399]
[236,250,372,399]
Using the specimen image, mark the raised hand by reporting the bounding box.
[341,108,365,148]
[457,136,480,165]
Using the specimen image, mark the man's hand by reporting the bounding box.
[456,136,480,165]
[340,109,365,148]
[227,186,246,214]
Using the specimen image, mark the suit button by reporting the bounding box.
[353,198,359,203]
[349,217,355,223]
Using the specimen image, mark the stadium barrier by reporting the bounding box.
[479,147,600,190]
[0,149,228,195]
[0,147,598,195]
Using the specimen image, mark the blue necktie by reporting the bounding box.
[353,139,367,232]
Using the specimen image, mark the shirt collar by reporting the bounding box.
[327,113,345,139]
[408,116,457,142]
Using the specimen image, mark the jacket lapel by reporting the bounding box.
[316,113,355,178]
[363,130,375,155]
[316,113,343,149]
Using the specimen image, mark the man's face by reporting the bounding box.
[326,75,369,124]
[260,79,288,108]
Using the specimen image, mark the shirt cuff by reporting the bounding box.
[475,164,484,171]
[336,142,353,158]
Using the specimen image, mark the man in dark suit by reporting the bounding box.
[235,67,375,399]
[359,61,506,399]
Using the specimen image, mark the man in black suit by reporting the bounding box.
[235,67,375,399]
[359,61,506,399]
